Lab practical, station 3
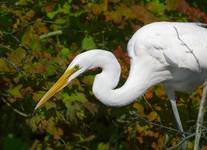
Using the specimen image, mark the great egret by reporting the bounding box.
[35,22,207,140]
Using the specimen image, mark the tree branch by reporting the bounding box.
[166,133,195,150]
[1,98,31,117]
[128,111,191,135]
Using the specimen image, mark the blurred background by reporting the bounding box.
[1,0,207,149]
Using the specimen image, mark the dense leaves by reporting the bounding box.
[1,0,207,149]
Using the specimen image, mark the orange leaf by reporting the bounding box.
[145,89,154,100]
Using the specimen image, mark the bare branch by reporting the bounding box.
[0,44,14,51]
[1,98,31,117]
[166,133,195,150]
[128,111,191,135]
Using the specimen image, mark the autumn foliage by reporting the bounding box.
[0,0,207,149]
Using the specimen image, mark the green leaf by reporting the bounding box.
[27,114,45,132]
[47,11,57,19]
[16,0,30,5]
[59,48,71,58]
[21,28,40,49]
[45,101,56,110]
[46,62,57,76]
[55,18,66,25]
[47,2,71,19]
[147,0,165,15]
[98,143,109,150]
[62,92,87,104]
[62,2,71,14]
[61,92,88,121]
[32,91,45,102]
[7,84,23,98]
[3,134,25,150]
[82,75,94,85]
[81,35,96,50]
[0,12,12,31]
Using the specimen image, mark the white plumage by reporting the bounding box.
[35,22,207,145]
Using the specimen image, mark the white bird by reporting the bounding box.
[35,22,207,140]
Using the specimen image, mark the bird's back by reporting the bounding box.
[128,22,207,70]
[127,22,207,92]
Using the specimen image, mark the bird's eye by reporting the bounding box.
[96,67,102,72]
[90,67,102,74]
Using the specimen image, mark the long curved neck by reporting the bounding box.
[92,50,171,106]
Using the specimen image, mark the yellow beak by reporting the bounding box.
[34,66,79,110]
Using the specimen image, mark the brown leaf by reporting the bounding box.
[21,86,33,96]
[53,128,64,140]
[114,45,129,65]
[177,0,207,23]
[84,101,98,114]
[136,136,144,144]
[144,89,154,100]
[131,5,157,24]
[32,62,47,73]
[33,19,48,35]
[42,2,57,13]
[202,146,207,150]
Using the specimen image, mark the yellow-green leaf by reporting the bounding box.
[7,48,26,65]
[7,84,23,98]
[133,103,144,115]
[59,47,71,58]
[97,143,109,150]
[147,111,160,121]
[81,35,96,50]
[0,58,10,72]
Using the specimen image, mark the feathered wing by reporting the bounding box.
[128,22,207,72]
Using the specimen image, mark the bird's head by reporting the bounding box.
[34,51,95,110]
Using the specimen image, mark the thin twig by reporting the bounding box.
[1,98,31,117]
[3,58,21,72]
[10,34,30,51]
[2,27,31,51]
[194,81,207,150]
[166,133,195,150]
[39,30,63,40]
[129,111,191,135]
[129,110,207,138]
[143,95,154,111]
[59,138,66,145]
[0,44,14,51]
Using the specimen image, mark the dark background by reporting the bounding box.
[1,0,207,149]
